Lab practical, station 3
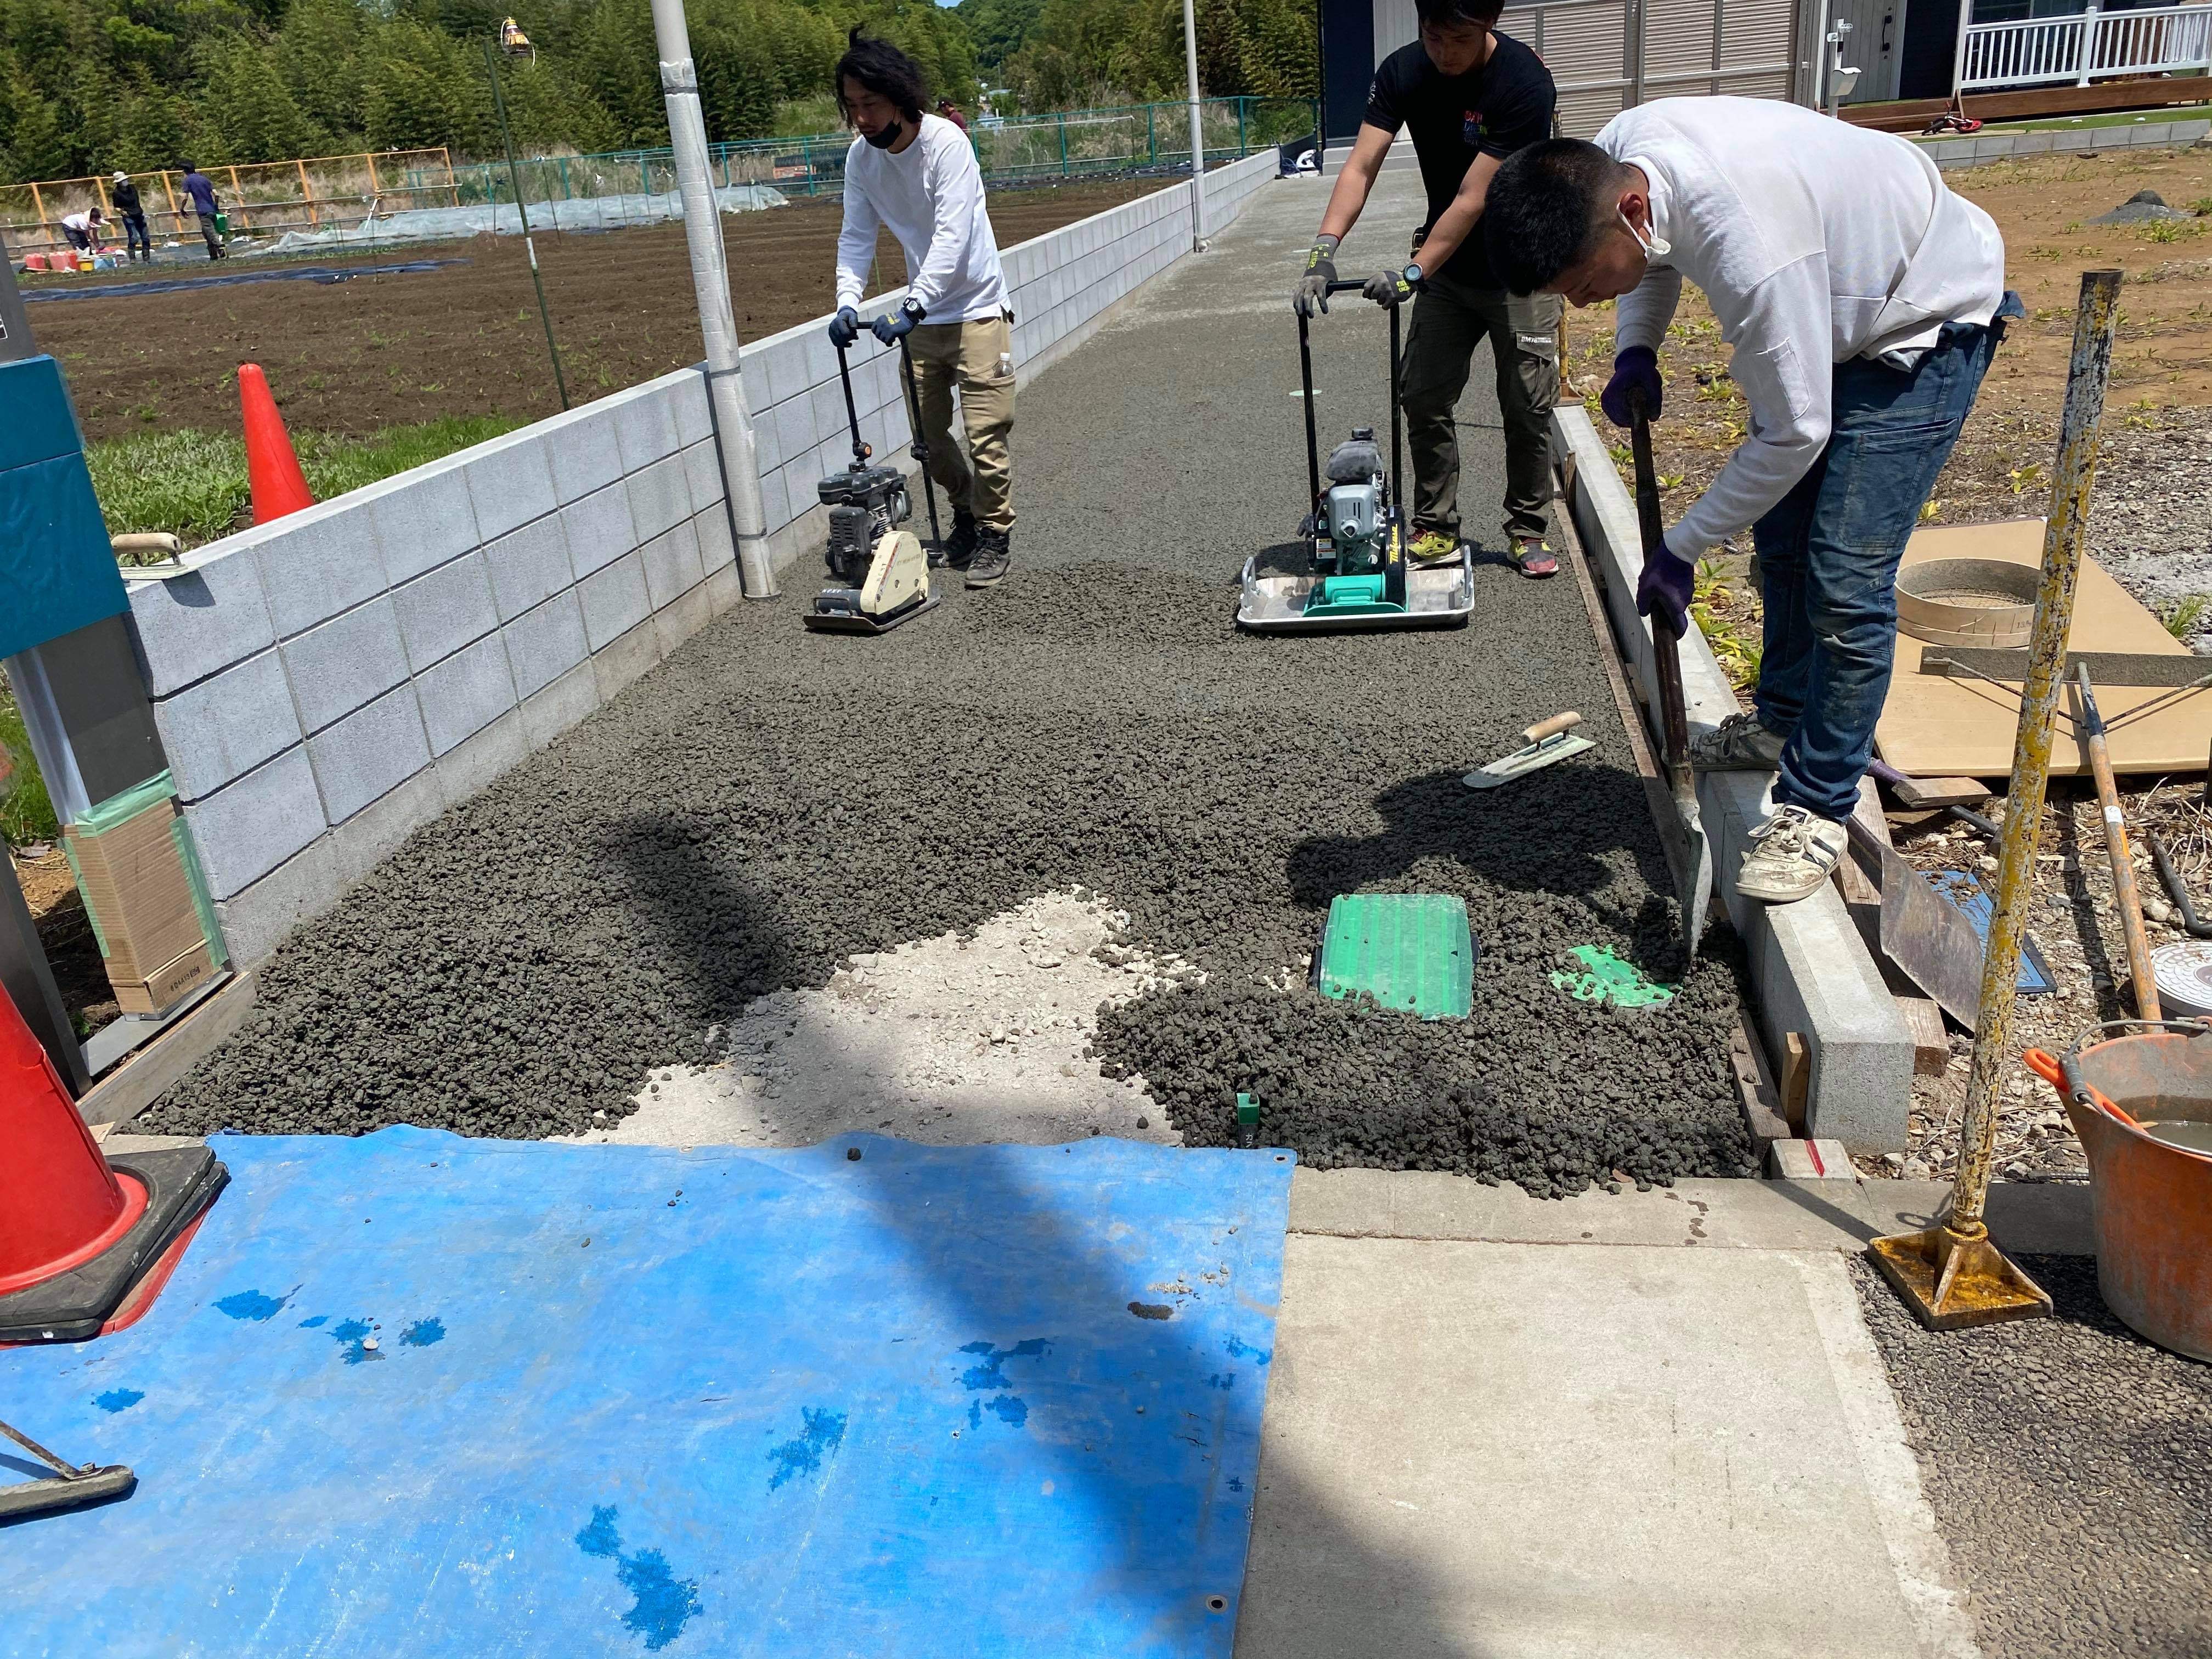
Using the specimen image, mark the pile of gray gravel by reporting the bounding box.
[1853,1255,2212,1658]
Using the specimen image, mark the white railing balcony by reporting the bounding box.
[1961,1,2212,89]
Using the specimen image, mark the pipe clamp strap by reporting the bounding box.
[659,58,698,94]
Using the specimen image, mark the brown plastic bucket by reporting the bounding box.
[2025,1021,2212,1362]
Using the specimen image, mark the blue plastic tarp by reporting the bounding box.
[1,1128,1294,1657]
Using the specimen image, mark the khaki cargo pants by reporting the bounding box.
[906,313,1016,533]
[1399,275,1562,543]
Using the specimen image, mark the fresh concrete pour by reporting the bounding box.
[145,172,1751,1195]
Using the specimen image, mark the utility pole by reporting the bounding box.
[649,0,777,598]
[1183,0,1207,252]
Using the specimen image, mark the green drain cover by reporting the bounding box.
[1315,894,1474,1019]
[1550,944,1675,1009]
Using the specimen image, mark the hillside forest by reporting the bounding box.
[0,0,1318,185]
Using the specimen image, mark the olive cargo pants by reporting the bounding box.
[906,314,1016,533]
[1399,275,1562,543]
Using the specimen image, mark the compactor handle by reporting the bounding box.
[1524,712,1582,745]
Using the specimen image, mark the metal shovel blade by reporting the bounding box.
[1674,768,1713,956]
[1846,816,1999,1029]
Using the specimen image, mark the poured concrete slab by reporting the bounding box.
[1237,1234,1980,1659]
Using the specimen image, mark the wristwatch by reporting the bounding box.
[900,296,927,323]
[1403,263,1424,291]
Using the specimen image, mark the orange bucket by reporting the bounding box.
[2025,1020,2212,1361]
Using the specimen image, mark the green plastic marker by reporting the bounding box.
[1235,1092,1259,1149]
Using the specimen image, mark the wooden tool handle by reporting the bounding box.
[1524,712,1582,744]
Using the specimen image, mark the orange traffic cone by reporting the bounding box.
[0,983,227,1342]
[239,362,314,525]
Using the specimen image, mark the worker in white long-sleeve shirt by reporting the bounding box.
[1484,98,2021,906]
[828,31,1016,589]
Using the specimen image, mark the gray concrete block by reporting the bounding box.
[801,329,838,391]
[612,382,682,473]
[434,706,529,806]
[392,551,499,672]
[126,549,276,697]
[503,588,589,699]
[758,465,792,535]
[212,834,342,968]
[483,512,575,622]
[694,505,736,573]
[703,561,742,616]
[681,437,725,511]
[2175,119,2211,143]
[368,461,478,585]
[591,616,662,704]
[2052,128,2094,150]
[151,649,301,804]
[754,334,810,409]
[579,549,651,650]
[180,746,327,900]
[641,520,706,610]
[558,479,638,579]
[464,432,558,543]
[2013,131,2055,155]
[306,684,432,825]
[2094,125,2134,149]
[544,400,625,505]
[520,658,600,751]
[672,368,713,447]
[808,380,848,456]
[627,453,691,543]
[251,504,387,641]
[279,594,410,736]
[330,766,446,887]
[774,396,816,475]
[653,584,713,659]
[415,631,518,757]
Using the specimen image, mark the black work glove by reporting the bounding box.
[1294,235,1340,318]
[828,306,861,349]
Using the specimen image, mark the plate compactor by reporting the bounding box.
[805,335,944,636]
[1237,280,1476,634]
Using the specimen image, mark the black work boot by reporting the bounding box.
[965,527,1011,588]
[933,507,979,570]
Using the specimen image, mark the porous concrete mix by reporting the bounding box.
[1854,1256,2212,1658]
[145,172,1752,1193]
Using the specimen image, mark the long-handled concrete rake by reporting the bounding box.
[0,1416,134,1521]
[1628,393,1713,956]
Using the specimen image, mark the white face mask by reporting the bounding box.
[1622,207,1669,261]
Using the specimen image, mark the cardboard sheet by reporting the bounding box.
[1874,520,2211,779]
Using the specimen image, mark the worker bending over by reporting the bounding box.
[829,32,1015,589]
[1295,0,1562,577]
[1485,98,2019,904]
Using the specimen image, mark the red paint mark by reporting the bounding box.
[1805,1141,1827,1177]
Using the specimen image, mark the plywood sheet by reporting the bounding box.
[1874,519,2212,779]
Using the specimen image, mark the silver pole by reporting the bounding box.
[650,0,777,598]
[1184,0,1207,251]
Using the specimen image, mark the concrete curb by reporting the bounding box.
[1916,115,2211,171]
[1551,402,1915,1151]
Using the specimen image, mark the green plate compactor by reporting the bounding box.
[1236,281,1476,634]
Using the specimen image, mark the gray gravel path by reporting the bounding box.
[145,173,1750,1193]
[2087,420,2212,647]
[1853,1255,2212,1658]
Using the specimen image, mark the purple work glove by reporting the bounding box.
[1600,346,1662,430]
[1637,537,1695,636]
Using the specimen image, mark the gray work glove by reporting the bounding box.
[1294,235,1340,318]
[1362,267,1415,308]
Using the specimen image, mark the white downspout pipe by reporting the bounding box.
[650,0,777,597]
[1184,0,1208,251]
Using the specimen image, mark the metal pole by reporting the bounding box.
[1950,0,1973,100]
[1868,269,2121,1332]
[484,41,569,412]
[1184,0,1208,250]
[649,0,776,599]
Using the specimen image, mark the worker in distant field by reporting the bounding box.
[936,98,970,135]
[59,207,105,258]
[1484,98,2019,906]
[828,31,1015,589]
[109,172,151,263]
[179,162,224,260]
[1295,0,1563,579]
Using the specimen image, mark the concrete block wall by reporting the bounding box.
[125,153,1288,968]
[1918,115,2210,170]
[126,368,741,968]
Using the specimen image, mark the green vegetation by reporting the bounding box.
[88,414,523,544]
[2161,593,2210,640]
[0,688,60,846]
[0,0,1312,185]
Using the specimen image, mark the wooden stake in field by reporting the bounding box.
[483,38,569,413]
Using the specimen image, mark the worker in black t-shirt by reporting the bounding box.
[1294,0,1561,577]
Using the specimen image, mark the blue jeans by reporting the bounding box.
[1753,293,2022,821]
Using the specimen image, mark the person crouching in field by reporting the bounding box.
[827,31,1016,589]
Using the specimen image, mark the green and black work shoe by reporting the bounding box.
[933,507,979,571]
[966,527,1012,588]
[1509,536,1559,579]
[1407,528,1462,567]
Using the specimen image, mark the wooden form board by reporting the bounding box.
[1874,519,2211,780]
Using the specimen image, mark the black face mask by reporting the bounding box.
[864,117,904,150]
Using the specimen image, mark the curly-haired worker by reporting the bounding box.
[1484,99,2018,906]
[827,32,1015,589]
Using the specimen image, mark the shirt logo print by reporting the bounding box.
[1462,109,1486,145]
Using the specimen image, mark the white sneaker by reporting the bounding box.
[1737,805,1848,904]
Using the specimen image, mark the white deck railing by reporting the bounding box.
[1961,1,2212,89]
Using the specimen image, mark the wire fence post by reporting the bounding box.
[1238,98,1247,155]
[1058,111,1068,176]
[482,39,569,412]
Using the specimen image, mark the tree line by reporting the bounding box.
[0,0,1313,188]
